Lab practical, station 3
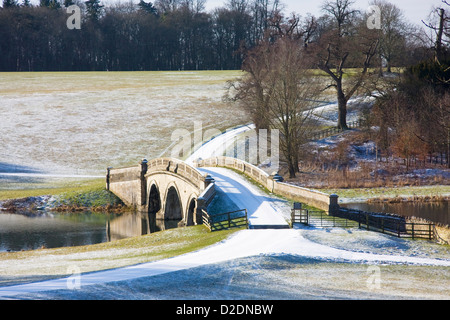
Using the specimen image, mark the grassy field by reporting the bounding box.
[0,71,247,177]
[308,67,405,78]
[0,178,105,201]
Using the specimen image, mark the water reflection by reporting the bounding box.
[0,210,182,252]
[342,201,449,225]
[0,212,108,252]
[106,211,181,241]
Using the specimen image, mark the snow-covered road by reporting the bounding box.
[185,124,255,165]
[199,167,290,229]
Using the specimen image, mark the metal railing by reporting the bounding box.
[337,208,437,241]
[202,209,248,232]
[292,208,358,228]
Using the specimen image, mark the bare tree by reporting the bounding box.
[370,0,409,73]
[422,1,450,64]
[321,0,358,37]
[229,19,321,177]
[313,0,379,130]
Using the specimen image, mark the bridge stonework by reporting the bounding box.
[107,158,215,227]
[195,156,339,215]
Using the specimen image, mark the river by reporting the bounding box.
[0,211,179,252]
[342,201,449,225]
[2,200,448,252]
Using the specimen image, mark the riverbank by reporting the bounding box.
[319,185,450,204]
[0,225,241,287]
[0,178,128,214]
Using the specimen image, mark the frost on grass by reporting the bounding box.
[0,71,247,177]
[300,227,450,260]
[11,254,450,300]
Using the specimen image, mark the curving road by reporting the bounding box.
[198,167,290,229]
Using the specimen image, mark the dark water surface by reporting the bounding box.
[0,211,178,252]
[3,201,448,252]
[342,201,449,225]
[0,212,110,252]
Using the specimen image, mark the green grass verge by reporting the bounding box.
[0,178,125,208]
[57,224,242,262]
[0,225,243,285]
[0,178,106,201]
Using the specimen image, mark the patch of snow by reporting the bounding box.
[411,169,450,179]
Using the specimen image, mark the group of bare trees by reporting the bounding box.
[0,0,282,71]
[229,20,321,177]
[371,1,450,170]
[230,0,449,177]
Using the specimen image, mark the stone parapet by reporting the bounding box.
[195,156,339,214]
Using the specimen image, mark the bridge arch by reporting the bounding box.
[186,195,197,226]
[108,158,216,230]
[164,183,183,222]
[148,182,161,217]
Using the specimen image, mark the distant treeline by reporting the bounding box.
[0,0,282,71]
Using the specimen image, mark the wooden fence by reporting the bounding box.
[202,209,248,232]
[292,204,437,241]
[337,208,436,240]
[307,120,365,141]
[306,120,448,168]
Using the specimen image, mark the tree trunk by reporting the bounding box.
[288,163,297,179]
[286,141,298,178]
[435,8,445,63]
[447,130,450,169]
[337,92,348,130]
[335,77,349,130]
[386,61,392,73]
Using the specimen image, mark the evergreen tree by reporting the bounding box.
[49,0,61,9]
[85,0,104,21]
[138,0,158,15]
[3,0,19,8]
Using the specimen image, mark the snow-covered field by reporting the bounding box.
[0,71,247,176]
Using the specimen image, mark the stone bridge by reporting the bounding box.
[107,158,216,229]
[107,156,340,231]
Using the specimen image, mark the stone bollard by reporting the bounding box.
[329,194,340,216]
[204,174,215,187]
